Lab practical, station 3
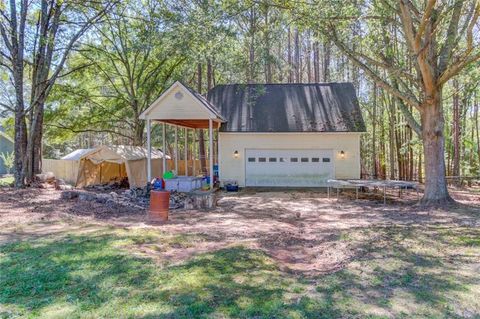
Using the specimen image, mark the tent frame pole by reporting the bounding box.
[162,123,166,175]
[146,119,151,183]
[209,119,214,190]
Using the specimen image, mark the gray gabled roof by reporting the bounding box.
[179,81,226,121]
[207,83,366,133]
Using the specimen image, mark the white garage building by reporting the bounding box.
[140,81,365,188]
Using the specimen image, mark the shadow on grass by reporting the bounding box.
[322,226,480,317]
[1,227,479,318]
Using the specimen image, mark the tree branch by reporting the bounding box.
[438,52,480,86]
[438,0,464,74]
[328,26,421,110]
[56,62,94,79]
[44,1,119,97]
[46,123,133,141]
[414,0,436,47]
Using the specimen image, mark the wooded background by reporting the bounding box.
[1,0,479,193]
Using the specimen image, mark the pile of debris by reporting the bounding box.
[169,191,188,209]
[84,178,129,191]
[61,190,145,210]
[35,172,73,190]
[124,186,188,209]
[123,186,150,207]
[61,187,190,211]
[127,185,150,199]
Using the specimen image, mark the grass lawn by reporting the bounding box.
[1,225,479,318]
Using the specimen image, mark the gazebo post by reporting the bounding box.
[162,123,166,175]
[174,125,178,175]
[184,127,188,176]
[193,129,196,176]
[209,119,213,190]
[146,119,151,183]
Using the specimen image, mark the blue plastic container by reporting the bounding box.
[152,178,164,190]
[226,184,239,192]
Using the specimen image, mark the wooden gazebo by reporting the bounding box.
[139,81,226,190]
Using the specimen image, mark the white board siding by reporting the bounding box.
[218,132,361,187]
[145,85,213,120]
[245,149,334,187]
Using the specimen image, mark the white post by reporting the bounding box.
[184,127,188,176]
[193,129,196,176]
[162,123,166,175]
[209,119,214,190]
[174,125,178,175]
[146,119,152,183]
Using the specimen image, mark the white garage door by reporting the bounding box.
[245,149,334,187]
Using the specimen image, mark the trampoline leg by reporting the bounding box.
[327,186,330,199]
[356,187,359,200]
[383,186,386,205]
[336,188,339,201]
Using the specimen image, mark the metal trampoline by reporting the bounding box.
[327,179,420,204]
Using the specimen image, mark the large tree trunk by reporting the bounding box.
[420,94,452,204]
[13,66,28,187]
[133,121,144,146]
[32,108,44,175]
[14,112,27,188]
[26,98,45,182]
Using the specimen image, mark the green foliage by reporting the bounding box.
[0,151,13,174]
[0,175,14,186]
[46,1,192,145]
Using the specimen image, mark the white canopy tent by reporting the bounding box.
[62,145,169,188]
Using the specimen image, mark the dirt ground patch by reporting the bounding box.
[1,186,479,275]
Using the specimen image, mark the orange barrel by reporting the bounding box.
[149,190,170,222]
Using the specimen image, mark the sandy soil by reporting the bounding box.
[1,186,479,275]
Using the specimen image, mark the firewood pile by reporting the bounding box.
[34,172,73,190]
[61,190,146,210]
[84,178,129,191]
[126,186,189,209]
[30,172,216,211]
[61,186,189,210]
